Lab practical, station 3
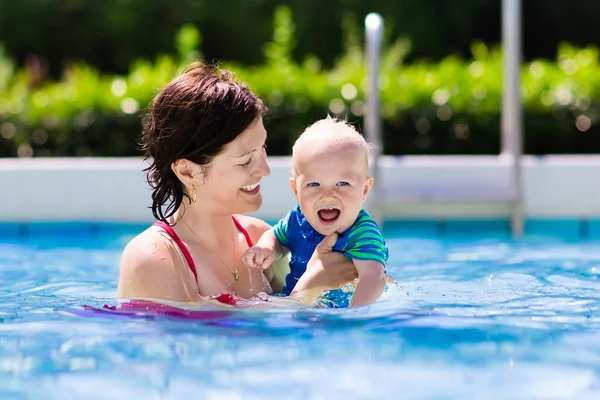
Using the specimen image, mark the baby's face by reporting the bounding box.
[290,144,373,235]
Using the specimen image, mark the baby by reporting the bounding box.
[242,116,389,307]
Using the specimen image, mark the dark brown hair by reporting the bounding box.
[140,62,265,221]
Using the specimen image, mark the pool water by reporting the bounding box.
[1,225,600,399]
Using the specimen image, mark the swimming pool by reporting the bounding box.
[1,223,600,399]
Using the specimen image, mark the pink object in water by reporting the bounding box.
[81,295,238,320]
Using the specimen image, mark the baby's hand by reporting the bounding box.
[241,246,274,270]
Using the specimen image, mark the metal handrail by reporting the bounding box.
[502,0,524,238]
[364,13,384,228]
[364,2,524,237]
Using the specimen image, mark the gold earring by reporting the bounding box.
[191,185,197,203]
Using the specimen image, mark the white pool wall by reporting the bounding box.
[1,155,599,223]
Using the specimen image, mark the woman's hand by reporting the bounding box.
[291,233,358,296]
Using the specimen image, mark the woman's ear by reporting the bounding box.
[171,159,203,190]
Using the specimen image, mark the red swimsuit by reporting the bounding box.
[153,217,254,305]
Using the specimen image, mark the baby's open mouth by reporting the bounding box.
[318,208,340,224]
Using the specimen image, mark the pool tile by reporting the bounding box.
[443,219,511,237]
[0,223,20,237]
[585,219,600,239]
[26,222,94,238]
[95,222,150,236]
[524,219,583,239]
[0,219,593,241]
[383,220,439,237]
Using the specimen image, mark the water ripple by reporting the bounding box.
[2,236,600,399]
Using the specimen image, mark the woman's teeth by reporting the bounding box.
[240,182,259,191]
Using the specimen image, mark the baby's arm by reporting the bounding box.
[349,260,386,307]
[242,229,288,270]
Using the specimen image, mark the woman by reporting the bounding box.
[117,62,357,304]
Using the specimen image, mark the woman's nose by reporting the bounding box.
[256,152,271,177]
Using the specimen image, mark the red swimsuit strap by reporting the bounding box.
[232,216,254,247]
[152,216,253,282]
[153,220,198,281]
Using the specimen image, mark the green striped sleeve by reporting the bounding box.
[272,210,291,248]
[343,210,389,266]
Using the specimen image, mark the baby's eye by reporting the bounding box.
[307,182,320,187]
[337,181,350,186]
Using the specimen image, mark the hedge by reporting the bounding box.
[0,6,599,157]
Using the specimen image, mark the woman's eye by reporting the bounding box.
[239,159,251,167]
[262,144,268,152]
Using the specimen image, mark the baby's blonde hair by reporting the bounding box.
[292,116,373,175]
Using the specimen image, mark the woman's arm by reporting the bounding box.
[117,230,201,303]
[291,233,358,297]
[235,216,358,296]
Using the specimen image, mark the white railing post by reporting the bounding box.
[365,12,384,228]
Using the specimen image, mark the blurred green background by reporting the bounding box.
[1,0,599,157]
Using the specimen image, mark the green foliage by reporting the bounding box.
[1,7,599,157]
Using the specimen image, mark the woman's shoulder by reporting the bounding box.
[122,224,170,257]
[119,225,178,278]
[117,225,197,301]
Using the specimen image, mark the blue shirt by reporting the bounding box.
[272,204,389,295]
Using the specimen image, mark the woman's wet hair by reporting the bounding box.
[140,62,266,222]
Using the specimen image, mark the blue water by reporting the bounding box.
[1,225,600,399]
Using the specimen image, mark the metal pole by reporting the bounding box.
[502,0,524,238]
[365,13,384,228]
